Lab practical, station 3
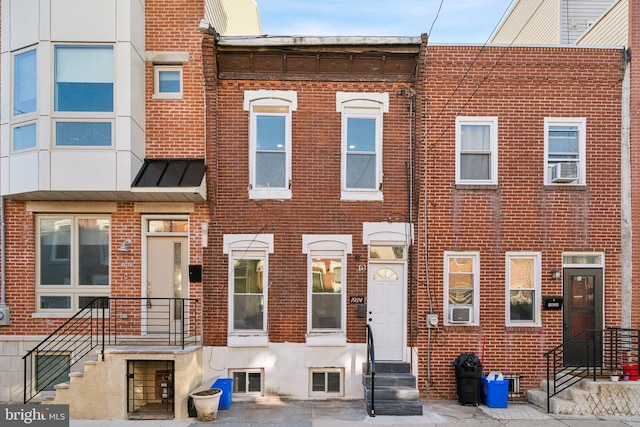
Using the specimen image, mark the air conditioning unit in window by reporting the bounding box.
[449,305,473,323]
[550,162,578,183]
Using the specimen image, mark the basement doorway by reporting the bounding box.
[127,360,175,420]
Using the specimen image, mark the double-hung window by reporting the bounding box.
[54,45,114,147]
[224,234,273,346]
[444,252,480,326]
[244,90,297,200]
[36,215,110,314]
[12,48,38,151]
[336,92,388,201]
[544,118,585,185]
[303,235,351,345]
[506,252,541,326]
[455,117,498,185]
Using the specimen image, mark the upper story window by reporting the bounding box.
[54,45,114,147]
[455,117,498,185]
[36,215,111,314]
[336,92,388,201]
[506,252,541,326]
[153,65,183,99]
[444,251,480,326]
[303,235,351,345]
[244,90,297,200]
[13,48,37,117]
[544,118,586,185]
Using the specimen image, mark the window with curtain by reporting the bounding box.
[456,117,498,185]
[506,252,540,325]
[444,252,479,325]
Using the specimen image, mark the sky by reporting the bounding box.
[254,0,516,44]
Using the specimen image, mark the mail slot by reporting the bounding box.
[543,296,563,310]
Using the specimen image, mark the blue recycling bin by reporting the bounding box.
[482,374,509,408]
[212,378,233,409]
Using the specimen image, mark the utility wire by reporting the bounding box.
[425,0,546,151]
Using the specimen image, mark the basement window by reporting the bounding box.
[309,368,343,397]
[231,370,263,395]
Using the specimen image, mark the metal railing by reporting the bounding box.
[545,328,640,412]
[22,297,201,404]
[365,324,376,417]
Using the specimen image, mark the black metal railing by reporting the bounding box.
[365,324,376,417]
[22,297,201,404]
[545,328,640,413]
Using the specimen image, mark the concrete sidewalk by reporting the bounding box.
[69,398,640,426]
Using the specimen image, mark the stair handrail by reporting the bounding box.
[22,297,201,404]
[544,328,640,413]
[365,324,376,417]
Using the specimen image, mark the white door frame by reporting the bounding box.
[363,222,413,362]
[141,215,190,334]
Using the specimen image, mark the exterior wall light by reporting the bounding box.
[551,268,561,280]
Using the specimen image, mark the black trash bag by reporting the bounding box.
[453,352,482,368]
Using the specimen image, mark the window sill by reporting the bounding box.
[152,93,183,100]
[543,184,586,191]
[455,184,498,191]
[505,324,542,331]
[249,189,292,200]
[32,312,73,319]
[228,334,269,347]
[306,333,347,347]
[341,191,383,202]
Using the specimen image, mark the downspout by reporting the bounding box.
[621,51,631,329]
[0,195,8,325]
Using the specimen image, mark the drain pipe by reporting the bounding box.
[0,196,9,325]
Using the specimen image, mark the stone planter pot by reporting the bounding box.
[190,388,222,421]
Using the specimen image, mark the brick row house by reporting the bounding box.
[0,0,629,420]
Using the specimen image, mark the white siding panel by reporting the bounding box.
[51,0,117,42]
[9,0,39,50]
[50,151,117,191]
[205,0,260,36]
[9,152,39,194]
[577,0,627,46]
[491,0,559,44]
[561,0,616,44]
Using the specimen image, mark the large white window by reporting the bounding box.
[336,92,388,201]
[505,252,541,326]
[444,252,480,326]
[303,235,351,344]
[455,117,498,185]
[544,118,586,185]
[244,90,297,200]
[224,234,273,346]
[36,215,110,314]
[54,45,114,147]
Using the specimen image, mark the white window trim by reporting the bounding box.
[35,215,111,316]
[505,252,541,327]
[11,46,38,121]
[244,90,297,200]
[230,369,264,396]
[224,234,274,347]
[544,117,586,186]
[303,235,351,346]
[443,251,480,326]
[11,120,38,153]
[153,65,183,99]
[336,92,388,201]
[455,116,498,185]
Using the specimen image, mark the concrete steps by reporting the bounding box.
[362,362,423,416]
[528,377,640,416]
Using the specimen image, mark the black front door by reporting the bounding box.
[563,268,603,366]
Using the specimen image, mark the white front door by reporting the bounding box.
[146,236,188,334]
[367,263,405,361]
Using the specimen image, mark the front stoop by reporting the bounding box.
[362,362,423,416]
[528,378,640,416]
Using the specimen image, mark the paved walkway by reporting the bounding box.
[69,398,640,426]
